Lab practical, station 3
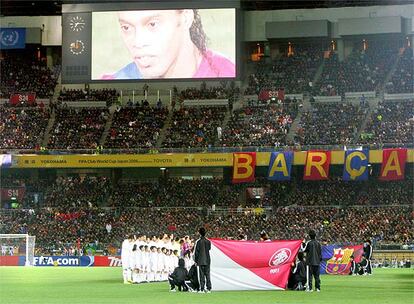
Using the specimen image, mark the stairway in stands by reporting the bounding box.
[285,96,311,144]
[99,105,116,146]
[41,109,56,147]
[352,97,380,144]
[311,59,326,88]
[155,109,174,148]
[375,50,404,92]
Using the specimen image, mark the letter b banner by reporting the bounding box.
[232,153,256,184]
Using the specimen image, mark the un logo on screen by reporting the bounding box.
[269,248,291,267]
[0,30,19,47]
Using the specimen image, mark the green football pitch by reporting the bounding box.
[0,267,412,304]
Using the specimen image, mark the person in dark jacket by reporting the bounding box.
[194,227,212,293]
[363,240,373,275]
[288,252,306,290]
[168,258,188,292]
[349,255,358,275]
[185,264,200,292]
[301,230,322,292]
[358,256,368,275]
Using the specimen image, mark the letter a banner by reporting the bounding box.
[232,153,256,184]
[210,239,302,290]
[267,151,293,181]
[303,151,331,180]
[379,148,407,181]
[343,150,369,181]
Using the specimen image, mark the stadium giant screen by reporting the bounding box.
[62,2,239,83]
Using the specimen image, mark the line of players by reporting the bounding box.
[121,235,194,284]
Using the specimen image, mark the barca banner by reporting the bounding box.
[320,244,363,275]
[343,150,369,181]
[232,153,256,184]
[267,151,293,181]
[210,239,302,290]
[379,148,407,181]
[303,151,331,180]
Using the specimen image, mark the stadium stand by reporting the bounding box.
[0,175,414,253]
[0,51,58,98]
[385,46,414,93]
[358,99,414,145]
[221,103,297,147]
[162,106,227,148]
[315,39,400,96]
[58,88,119,102]
[0,105,50,149]
[295,102,367,145]
[246,44,324,94]
[47,108,109,149]
[105,105,169,149]
[1,204,412,255]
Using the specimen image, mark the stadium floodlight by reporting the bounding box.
[0,234,36,266]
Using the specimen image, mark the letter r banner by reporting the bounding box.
[303,150,331,180]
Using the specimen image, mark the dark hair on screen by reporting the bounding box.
[189,9,208,55]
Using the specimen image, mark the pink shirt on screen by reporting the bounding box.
[193,49,235,78]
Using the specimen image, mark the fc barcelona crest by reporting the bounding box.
[325,248,354,274]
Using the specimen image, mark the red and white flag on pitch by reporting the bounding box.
[210,239,302,291]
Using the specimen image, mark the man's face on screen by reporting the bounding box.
[118,10,189,78]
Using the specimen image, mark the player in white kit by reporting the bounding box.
[121,235,134,284]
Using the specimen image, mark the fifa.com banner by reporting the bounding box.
[0,256,94,266]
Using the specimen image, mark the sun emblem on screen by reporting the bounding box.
[69,16,85,32]
[69,40,85,55]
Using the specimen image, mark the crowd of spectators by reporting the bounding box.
[0,52,58,98]
[47,108,109,149]
[162,106,226,148]
[264,178,413,207]
[108,178,236,208]
[1,204,411,255]
[246,45,324,95]
[295,102,367,145]
[105,106,168,149]
[179,82,239,100]
[43,176,111,209]
[6,174,413,210]
[58,88,119,102]
[0,105,50,149]
[315,40,400,96]
[385,46,413,94]
[221,103,297,147]
[1,174,412,253]
[358,99,414,145]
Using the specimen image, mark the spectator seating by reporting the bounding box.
[359,99,414,145]
[162,106,226,148]
[221,103,298,147]
[105,106,168,149]
[295,102,367,145]
[47,108,109,149]
[0,52,58,98]
[0,106,50,149]
[58,88,118,102]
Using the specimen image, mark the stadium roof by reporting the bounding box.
[1,0,413,16]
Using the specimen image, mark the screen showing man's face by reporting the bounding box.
[118,10,187,78]
[92,8,236,80]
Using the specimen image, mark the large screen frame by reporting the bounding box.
[62,1,241,84]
